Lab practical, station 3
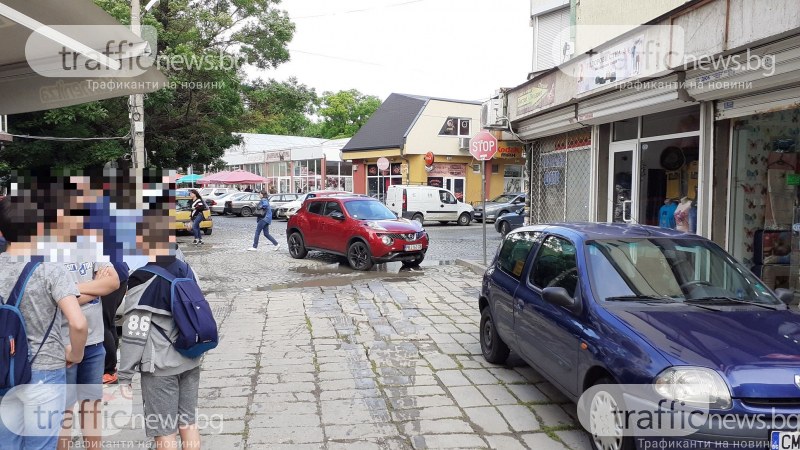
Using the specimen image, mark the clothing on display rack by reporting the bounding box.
[674,197,692,232]
[658,199,678,229]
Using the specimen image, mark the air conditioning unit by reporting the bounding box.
[480,95,505,129]
[458,137,470,150]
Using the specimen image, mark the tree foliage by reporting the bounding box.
[315,90,382,139]
[1,0,295,171]
[243,77,319,136]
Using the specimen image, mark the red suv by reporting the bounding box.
[286,195,429,270]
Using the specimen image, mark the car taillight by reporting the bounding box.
[402,190,407,212]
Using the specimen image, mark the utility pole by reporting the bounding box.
[130,0,146,168]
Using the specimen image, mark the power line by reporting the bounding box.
[8,133,130,142]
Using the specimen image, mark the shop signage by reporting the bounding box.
[515,76,556,117]
[427,163,466,177]
[265,150,290,163]
[787,173,800,186]
[497,142,523,159]
[543,170,561,186]
[541,152,566,168]
[377,157,390,171]
[574,34,645,94]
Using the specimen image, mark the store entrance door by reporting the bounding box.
[444,177,465,202]
[608,142,636,223]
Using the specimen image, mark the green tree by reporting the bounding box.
[316,90,381,139]
[1,0,295,170]
[242,77,319,136]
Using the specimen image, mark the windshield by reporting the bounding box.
[176,198,192,211]
[491,194,516,203]
[587,238,781,305]
[344,200,396,220]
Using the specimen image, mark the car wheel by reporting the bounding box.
[241,206,253,217]
[203,228,212,236]
[412,213,424,224]
[457,213,471,226]
[479,307,509,364]
[288,232,308,259]
[500,221,511,236]
[586,377,635,450]
[402,254,425,267]
[347,241,374,271]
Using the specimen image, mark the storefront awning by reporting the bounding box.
[0,0,167,114]
[515,106,583,141]
[716,84,800,120]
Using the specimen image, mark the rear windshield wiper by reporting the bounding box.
[606,295,679,303]
[684,296,780,310]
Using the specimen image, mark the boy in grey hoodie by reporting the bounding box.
[119,219,201,448]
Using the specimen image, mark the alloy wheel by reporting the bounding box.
[348,242,371,270]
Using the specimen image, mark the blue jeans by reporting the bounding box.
[253,219,278,248]
[65,343,105,406]
[192,214,203,240]
[0,368,67,450]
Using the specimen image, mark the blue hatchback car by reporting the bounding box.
[480,223,800,450]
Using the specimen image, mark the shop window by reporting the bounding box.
[612,118,637,141]
[439,117,471,137]
[641,105,700,138]
[492,164,499,173]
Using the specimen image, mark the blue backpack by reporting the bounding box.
[0,262,56,393]
[139,264,218,358]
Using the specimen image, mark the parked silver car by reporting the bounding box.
[225,192,264,217]
[267,193,300,218]
[473,193,526,223]
[210,192,250,215]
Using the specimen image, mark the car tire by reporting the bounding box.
[203,228,212,236]
[480,307,510,364]
[500,221,511,237]
[347,241,374,271]
[288,232,308,259]
[457,213,471,226]
[412,213,424,224]
[402,254,425,267]
[585,377,635,450]
[241,206,253,217]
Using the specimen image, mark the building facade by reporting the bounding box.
[342,94,525,204]
[222,134,352,194]
[500,0,800,291]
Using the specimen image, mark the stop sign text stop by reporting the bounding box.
[469,131,498,161]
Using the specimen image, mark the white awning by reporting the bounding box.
[716,84,800,120]
[0,0,166,114]
[515,105,582,140]
[576,74,696,125]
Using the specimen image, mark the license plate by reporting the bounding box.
[772,431,800,449]
[405,244,423,251]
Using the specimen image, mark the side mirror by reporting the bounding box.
[775,288,794,305]
[330,211,345,220]
[542,287,581,313]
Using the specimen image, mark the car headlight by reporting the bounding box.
[653,367,732,410]
[381,235,394,246]
[366,221,387,231]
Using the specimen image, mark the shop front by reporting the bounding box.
[264,150,291,194]
[426,163,467,200]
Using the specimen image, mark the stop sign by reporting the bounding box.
[469,131,498,161]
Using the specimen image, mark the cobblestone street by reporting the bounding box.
[107,216,592,449]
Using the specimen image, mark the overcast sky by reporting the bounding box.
[250,0,533,102]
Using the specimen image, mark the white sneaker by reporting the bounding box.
[247,247,258,252]
[273,244,281,252]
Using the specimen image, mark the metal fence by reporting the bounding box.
[527,130,593,224]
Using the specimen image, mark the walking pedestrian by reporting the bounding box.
[188,189,207,245]
[248,191,279,252]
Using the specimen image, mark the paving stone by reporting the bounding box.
[521,433,569,450]
[448,385,491,408]
[555,430,593,450]
[476,384,518,405]
[532,404,576,427]
[507,383,550,403]
[403,418,474,435]
[201,434,245,449]
[485,435,527,450]
[422,353,458,370]
[497,404,541,432]
[249,413,321,428]
[435,370,471,387]
[325,423,399,440]
[247,426,325,445]
[538,382,571,403]
[389,395,455,410]
[487,367,528,384]
[391,406,463,422]
[411,434,488,449]
[462,369,499,385]
[464,407,510,434]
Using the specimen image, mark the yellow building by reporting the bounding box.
[342,93,526,204]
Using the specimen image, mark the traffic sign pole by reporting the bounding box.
[469,131,498,267]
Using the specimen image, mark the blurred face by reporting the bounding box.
[190,191,197,200]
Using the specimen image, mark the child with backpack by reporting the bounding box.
[0,199,89,450]
[119,245,217,448]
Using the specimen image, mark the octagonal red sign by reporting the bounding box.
[469,131,498,161]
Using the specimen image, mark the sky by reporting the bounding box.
[251,0,533,102]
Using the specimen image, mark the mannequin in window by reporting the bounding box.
[674,196,692,232]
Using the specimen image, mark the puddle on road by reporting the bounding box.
[252,260,457,291]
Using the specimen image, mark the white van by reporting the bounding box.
[385,185,474,225]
